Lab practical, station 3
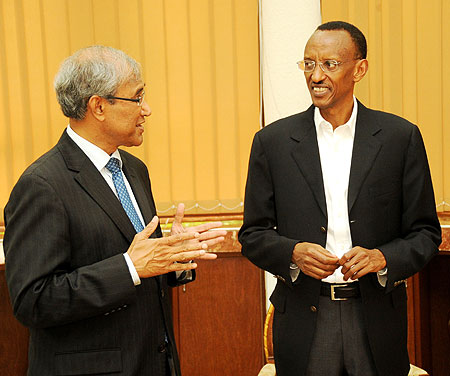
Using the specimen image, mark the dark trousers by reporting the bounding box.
[305,295,378,376]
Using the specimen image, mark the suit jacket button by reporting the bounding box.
[161,290,165,297]
[320,226,326,233]
[158,343,166,353]
[310,306,317,313]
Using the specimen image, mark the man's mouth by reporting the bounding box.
[312,86,328,94]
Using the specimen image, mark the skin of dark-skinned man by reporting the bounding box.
[239,21,441,376]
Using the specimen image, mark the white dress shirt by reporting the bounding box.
[66,125,142,285]
[316,97,357,283]
[290,97,387,285]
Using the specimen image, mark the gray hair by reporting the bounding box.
[54,46,142,120]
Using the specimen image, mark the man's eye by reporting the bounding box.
[324,60,338,69]
[304,61,315,69]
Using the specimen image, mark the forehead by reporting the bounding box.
[116,76,145,95]
[304,30,356,59]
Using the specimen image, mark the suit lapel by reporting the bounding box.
[348,101,382,212]
[57,131,136,243]
[290,107,327,218]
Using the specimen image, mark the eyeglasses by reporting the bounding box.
[297,60,352,73]
[106,91,145,106]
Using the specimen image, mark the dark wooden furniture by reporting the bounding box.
[168,215,265,376]
[0,264,29,375]
[407,212,450,375]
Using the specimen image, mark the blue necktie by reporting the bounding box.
[105,157,144,233]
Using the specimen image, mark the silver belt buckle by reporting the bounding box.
[330,284,349,301]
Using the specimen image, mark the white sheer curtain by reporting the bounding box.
[259,0,321,310]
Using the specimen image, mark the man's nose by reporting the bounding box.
[141,99,152,116]
[311,63,326,82]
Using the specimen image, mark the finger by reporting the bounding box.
[200,230,228,240]
[303,264,336,280]
[196,252,218,260]
[350,265,371,279]
[198,230,227,241]
[188,221,224,233]
[339,250,361,266]
[342,261,365,280]
[163,231,199,245]
[311,250,340,265]
[200,237,225,248]
[173,203,185,227]
[138,216,159,239]
[170,262,198,272]
[174,250,207,263]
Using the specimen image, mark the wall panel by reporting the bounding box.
[322,0,449,211]
[0,0,260,220]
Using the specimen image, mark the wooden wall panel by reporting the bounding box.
[174,255,265,376]
[0,265,29,376]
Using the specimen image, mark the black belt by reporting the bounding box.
[320,282,360,301]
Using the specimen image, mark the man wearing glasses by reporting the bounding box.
[4,46,225,376]
[239,21,441,375]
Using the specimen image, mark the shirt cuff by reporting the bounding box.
[290,262,300,282]
[176,270,193,280]
[376,267,388,287]
[123,253,141,286]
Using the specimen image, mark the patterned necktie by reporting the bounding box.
[105,157,144,233]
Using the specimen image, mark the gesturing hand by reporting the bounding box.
[170,203,227,261]
[127,216,211,278]
[291,242,340,280]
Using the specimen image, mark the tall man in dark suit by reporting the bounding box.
[4,46,226,376]
[239,21,441,376]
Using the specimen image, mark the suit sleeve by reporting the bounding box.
[238,133,299,286]
[377,125,441,293]
[4,173,137,329]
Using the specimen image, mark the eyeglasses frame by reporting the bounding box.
[106,91,145,106]
[297,59,360,73]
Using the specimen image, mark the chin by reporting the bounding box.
[311,98,330,110]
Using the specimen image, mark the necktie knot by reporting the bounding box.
[106,157,121,174]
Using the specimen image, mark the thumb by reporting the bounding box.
[139,216,159,238]
[173,203,185,227]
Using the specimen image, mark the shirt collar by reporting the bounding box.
[66,124,122,171]
[314,96,358,138]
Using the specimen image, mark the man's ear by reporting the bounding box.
[87,95,106,121]
[353,59,368,83]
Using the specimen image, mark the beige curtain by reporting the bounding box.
[0,0,260,219]
[322,0,450,212]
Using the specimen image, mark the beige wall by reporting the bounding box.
[0,0,260,220]
[322,0,450,212]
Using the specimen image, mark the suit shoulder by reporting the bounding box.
[20,145,64,180]
[256,109,313,139]
[364,106,418,133]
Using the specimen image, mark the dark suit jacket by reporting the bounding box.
[4,130,191,376]
[238,100,441,376]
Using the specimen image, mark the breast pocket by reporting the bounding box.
[369,178,400,206]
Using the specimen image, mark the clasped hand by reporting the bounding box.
[291,243,386,281]
[127,204,227,278]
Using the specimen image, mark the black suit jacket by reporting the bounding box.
[4,130,190,375]
[239,101,441,376]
